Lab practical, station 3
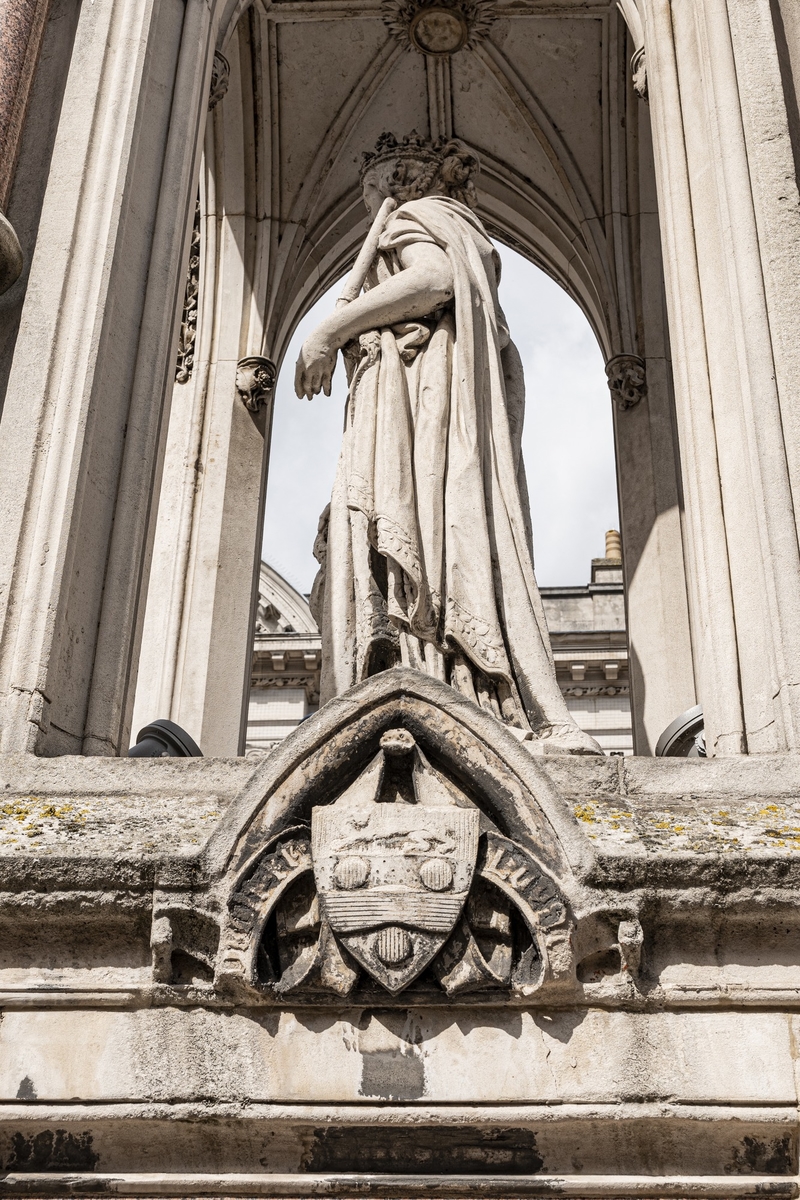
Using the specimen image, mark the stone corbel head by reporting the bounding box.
[605,354,647,411]
[236,356,277,413]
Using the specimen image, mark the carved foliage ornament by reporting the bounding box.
[218,728,571,1001]
[209,51,230,110]
[631,45,648,102]
[382,0,496,55]
[605,354,647,411]
[175,196,201,385]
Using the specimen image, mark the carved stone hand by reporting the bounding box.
[295,332,338,400]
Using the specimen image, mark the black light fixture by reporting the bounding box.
[128,719,203,758]
[655,705,705,758]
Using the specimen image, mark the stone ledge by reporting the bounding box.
[0,754,261,874]
[3,675,800,1010]
[2,749,800,890]
[0,1173,794,1198]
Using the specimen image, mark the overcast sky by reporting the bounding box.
[262,243,619,595]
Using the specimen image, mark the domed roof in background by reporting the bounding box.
[255,562,318,636]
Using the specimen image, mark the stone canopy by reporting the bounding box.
[0,0,800,1190]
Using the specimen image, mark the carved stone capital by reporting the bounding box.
[236,355,277,412]
[605,354,647,411]
[208,51,230,110]
[631,45,648,102]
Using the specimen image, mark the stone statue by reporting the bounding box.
[296,132,601,754]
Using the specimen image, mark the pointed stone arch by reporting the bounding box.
[130,0,695,762]
[208,667,585,881]
[205,668,587,1003]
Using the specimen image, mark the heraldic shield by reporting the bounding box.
[312,790,479,993]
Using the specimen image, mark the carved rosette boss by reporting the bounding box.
[605,354,647,411]
[235,356,277,413]
[382,0,496,55]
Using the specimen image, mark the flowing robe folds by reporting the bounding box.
[313,195,587,740]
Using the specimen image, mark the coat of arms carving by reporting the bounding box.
[313,777,479,992]
[218,722,573,1002]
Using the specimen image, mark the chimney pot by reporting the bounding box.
[605,529,622,560]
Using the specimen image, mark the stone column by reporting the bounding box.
[603,15,697,755]
[644,0,800,754]
[132,21,277,757]
[0,0,219,754]
[0,0,50,291]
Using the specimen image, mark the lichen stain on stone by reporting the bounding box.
[304,1126,544,1173]
[727,1134,796,1175]
[572,794,800,855]
[0,796,88,846]
[5,1130,99,1172]
[359,1048,425,1100]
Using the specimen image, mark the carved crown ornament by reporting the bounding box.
[147,672,644,1005]
[382,0,496,55]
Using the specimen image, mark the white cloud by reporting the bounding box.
[262,244,618,594]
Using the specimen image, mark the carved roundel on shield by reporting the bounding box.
[313,803,479,993]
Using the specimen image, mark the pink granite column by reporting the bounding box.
[0,0,51,291]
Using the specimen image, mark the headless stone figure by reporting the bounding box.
[295,132,601,755]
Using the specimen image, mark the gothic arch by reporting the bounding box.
[129,0,695,760]
[204,667,588,1003]
[204,0,642,370]
[1,0,797,776]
